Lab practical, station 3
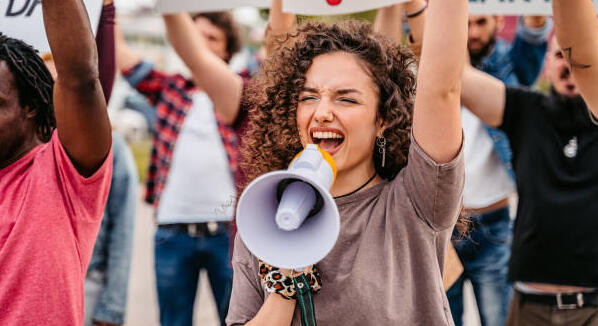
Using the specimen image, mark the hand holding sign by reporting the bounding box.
[0,0,102,53]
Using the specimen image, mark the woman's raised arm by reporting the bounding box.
[412,0,468,163]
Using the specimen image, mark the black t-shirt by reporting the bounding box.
[502,87,598,287]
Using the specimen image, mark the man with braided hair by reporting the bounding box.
[0,0,113,325]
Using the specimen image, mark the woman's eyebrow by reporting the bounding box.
[336,88,362,95]
[301,87,319,93]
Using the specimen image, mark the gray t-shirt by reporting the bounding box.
[227,137,464,326]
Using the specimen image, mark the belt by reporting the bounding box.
[158,222,229,237]
[517,290,598,310]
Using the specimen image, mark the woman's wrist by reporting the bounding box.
[405,0,427,18]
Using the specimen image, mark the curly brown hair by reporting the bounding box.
[240,20,417,190]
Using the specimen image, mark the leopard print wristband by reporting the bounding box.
[259,260,322,300]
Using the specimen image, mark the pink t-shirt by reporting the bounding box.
[0,131,112,325]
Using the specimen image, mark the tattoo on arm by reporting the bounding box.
[563,47,592,69]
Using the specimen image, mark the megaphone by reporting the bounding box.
[236,144,340,270]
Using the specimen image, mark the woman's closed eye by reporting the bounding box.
[338,97,359,104]
[299,95,319,102]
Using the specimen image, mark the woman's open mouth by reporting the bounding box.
[310,128,345,155]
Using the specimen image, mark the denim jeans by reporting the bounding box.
[84,270,106,326]
[85,132,137,325]
[447,207,513,326]
[154,226,232,326]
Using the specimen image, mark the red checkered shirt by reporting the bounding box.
[122,61,249,208]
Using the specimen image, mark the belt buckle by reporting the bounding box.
[188,224,198,237]
[556,293,583,310]
[207,222,218,235]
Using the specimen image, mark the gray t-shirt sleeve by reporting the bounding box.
[226,235,265,326]
[402,133,464,231]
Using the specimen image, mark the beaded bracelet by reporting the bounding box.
[259,260,322,300]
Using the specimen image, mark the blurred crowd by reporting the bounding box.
[2,0,598,326]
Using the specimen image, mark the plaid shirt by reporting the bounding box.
[122,61,248,208]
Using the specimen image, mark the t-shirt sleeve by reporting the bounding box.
[121,61,194,106]
[50,131,113,261]
[226,235,265,326]
[402,133,464,231]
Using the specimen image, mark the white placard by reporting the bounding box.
[156,0,270,13]
[469,0,598,15]
[282,0,409,15]
[0,0,103,53]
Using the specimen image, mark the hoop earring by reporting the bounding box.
[376,136,387,168]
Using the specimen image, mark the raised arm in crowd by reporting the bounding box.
[553,0,598,119]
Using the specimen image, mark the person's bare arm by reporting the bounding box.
[163,13,242,124]
[412,0,468,163]
[461,66,506,128]
[115,23,142,72]
[374,4,404,45]
[403,0,427,56]
[43,0,111,176]
[245,294,296,326]
[265,0,296,58]
[374,0,426,56]
[269,0,295,36]
[553,0,598,118]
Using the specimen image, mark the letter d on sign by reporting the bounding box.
[6,0,30,17]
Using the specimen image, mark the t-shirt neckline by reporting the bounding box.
[334,179,389,206]
[0,144,43,177]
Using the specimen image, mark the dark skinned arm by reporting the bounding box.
[43,0,112,177]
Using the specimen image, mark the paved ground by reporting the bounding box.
[125,188,480,325]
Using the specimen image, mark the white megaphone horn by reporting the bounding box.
[236,144,340,270]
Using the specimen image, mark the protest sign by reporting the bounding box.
[155,0,270,14]
[281,0,409,15]
[469,0,598,15]
[0,0,102,53]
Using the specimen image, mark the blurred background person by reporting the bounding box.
[447,14,550,326]
[82,1,137,326]
[115,8,248,326]
[459,0,598,323]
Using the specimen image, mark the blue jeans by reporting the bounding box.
[154,226,232,326]
[86,133,137,325]
[447,207,513,326]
